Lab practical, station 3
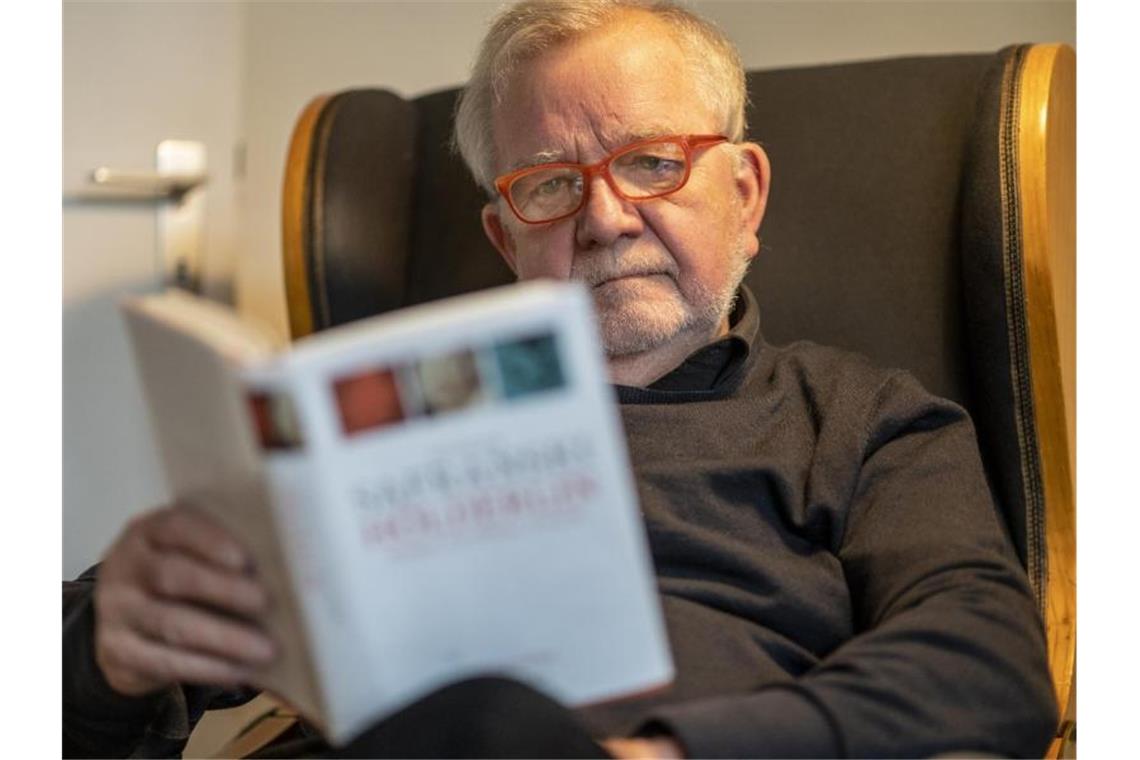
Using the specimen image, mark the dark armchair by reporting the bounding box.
[280,43,1075,756]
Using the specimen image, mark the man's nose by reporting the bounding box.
[574,174,644,249]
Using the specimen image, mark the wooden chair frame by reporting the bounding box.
[1012,43,1075,756]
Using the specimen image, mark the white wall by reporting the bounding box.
[701,1,1075,70]
[63,0,1075,577]
[63,1,245,578]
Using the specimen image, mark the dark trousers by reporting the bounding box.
[254,677,612,759]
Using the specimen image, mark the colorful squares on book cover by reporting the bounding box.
[492,333,565,399]
[329,329,568,441]
[415,350,486,415]
[248,392,304,451]
[334,369,407,435]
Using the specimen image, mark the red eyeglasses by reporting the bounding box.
[494,134,729,224]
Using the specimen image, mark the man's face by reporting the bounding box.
[481,12,769,378]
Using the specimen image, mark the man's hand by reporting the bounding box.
[93,506,277,697]
[601,736,686,759]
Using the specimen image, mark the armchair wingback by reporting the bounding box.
[282,43,1075,752]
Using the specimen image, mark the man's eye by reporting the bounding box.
[623,153,684,176]
[535,176,569,195]
[513,171,582,215]
[635,156,670,171]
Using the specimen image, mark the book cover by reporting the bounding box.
[122,281,673,744]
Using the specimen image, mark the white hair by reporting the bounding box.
[452,0,748,194]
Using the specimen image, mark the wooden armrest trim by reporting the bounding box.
[282,94,333,340]
[1016,42,1076,722]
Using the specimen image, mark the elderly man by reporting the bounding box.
[64,1,1057,757]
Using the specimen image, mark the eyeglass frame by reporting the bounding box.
[493,134,730,225]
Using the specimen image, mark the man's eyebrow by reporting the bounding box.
[507,127,680,172]
[509,150,568,172]
[618,126,675,143]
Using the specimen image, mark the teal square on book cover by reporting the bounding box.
[493,333,565,399]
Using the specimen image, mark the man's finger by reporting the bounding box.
[142,550,269,618]
[130,599,277,666]
[101,627,255,690]
[143,507,252,572]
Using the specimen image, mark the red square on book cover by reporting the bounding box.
[334,369,406,435]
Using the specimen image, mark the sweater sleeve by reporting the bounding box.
[63,566,259,758]
[640,372,1058,758]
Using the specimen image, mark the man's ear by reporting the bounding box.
[734,142,771,261]
[481,203,519,275]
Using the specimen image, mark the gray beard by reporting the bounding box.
[571,242,752,357]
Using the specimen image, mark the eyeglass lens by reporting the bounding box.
[509,140,688,222]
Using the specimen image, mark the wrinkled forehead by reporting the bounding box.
[489,17,712,169]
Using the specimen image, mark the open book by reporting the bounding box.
[121,282,673,745]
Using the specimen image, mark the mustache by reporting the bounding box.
[569,248,679,287]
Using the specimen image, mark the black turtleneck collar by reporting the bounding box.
[614,286,760,403]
